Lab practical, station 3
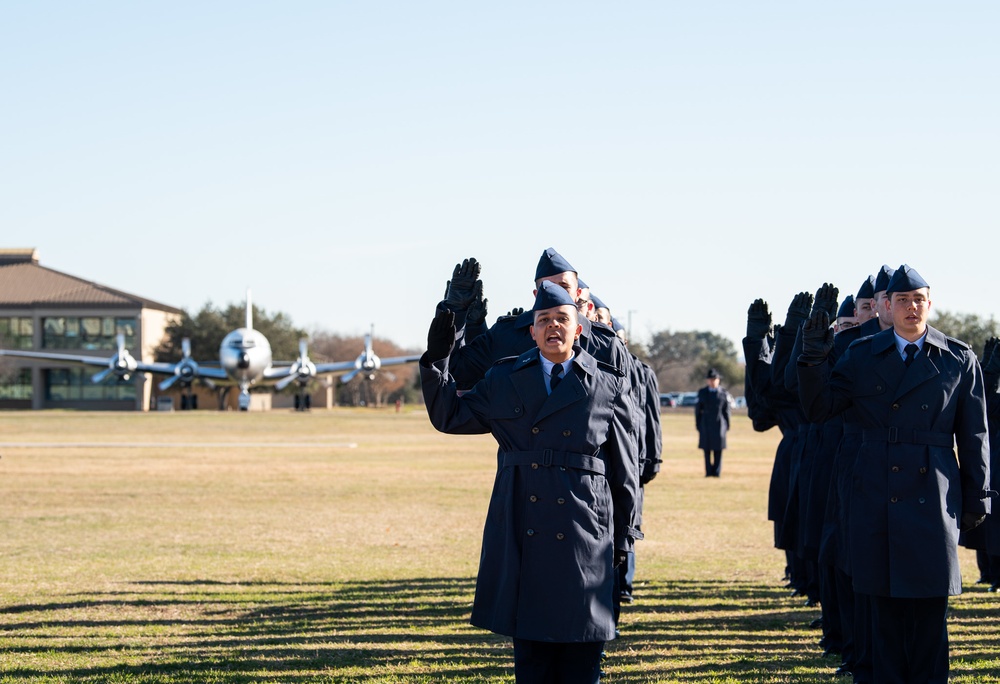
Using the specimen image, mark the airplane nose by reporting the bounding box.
[237,352,251,369]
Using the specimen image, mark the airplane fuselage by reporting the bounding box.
[219,327,272,397]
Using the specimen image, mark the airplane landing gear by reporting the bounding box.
[238,390,251,411]
[293,392,311,411]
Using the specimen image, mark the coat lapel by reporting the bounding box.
[891,326,945,401]
[533,348,596,424]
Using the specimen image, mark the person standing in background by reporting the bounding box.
[695,367,731,477]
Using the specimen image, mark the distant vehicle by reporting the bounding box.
[677,392,699,407]
[659,393,676,408]
[733,396,747,409]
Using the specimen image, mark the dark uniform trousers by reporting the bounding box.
[513,639,604,684]
[869,595,948,684]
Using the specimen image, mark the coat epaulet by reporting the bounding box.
[595,359,627,377]
[945,336,971,352]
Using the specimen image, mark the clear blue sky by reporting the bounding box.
[3,3,997,356]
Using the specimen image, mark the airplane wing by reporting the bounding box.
[0,347,229,382]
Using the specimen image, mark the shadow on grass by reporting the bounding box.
[2,578,1000,682]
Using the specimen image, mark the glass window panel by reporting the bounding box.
[44,318,65,335]
[0,318,9,336]
[19,318,34,336]
[65,318,79,337]
[102,317,115,336]
[82,318,101,336]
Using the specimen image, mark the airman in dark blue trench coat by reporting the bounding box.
[797,266,991,683]
[421,285,641,683]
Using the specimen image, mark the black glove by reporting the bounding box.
[426,309,456,361]
[465,281,488,328]
[961,511,986,531]
[444,258,482,310]
[746,298,771,340]
[506,307,525,318]
[613,550,629,568]
[811,283,840,319]
[983,336,1000,376]
[799,311,834,364]
[784,292,814,330]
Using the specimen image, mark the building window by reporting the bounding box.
[0,317,34,349]
[42,316,137,350]
[0,368,32,400]
[44,367,136,402]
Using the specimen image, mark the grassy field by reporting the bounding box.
[1,408,998,683]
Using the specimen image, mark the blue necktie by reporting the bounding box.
[904,343,918,367]
[550,363,563,392]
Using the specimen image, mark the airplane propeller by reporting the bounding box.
[274,338,317,391]
[158,338,212,391]
[339,326,381,384]
[91,334,138,383]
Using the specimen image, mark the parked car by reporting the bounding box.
[659,393,677,408]
[677,392,699,407]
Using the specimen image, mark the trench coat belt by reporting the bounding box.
[501,450,606,476]
[862,427,954,448]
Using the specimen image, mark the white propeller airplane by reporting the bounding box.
[0,290,422,411]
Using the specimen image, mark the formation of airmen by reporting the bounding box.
[420,248,662,683]
[743,265,998,683]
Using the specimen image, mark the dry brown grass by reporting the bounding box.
[1,408,997,682]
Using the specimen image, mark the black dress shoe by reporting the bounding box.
[804,597,819,607]
[822,647,840,658]
[833,663,852,676]
[989,583,999,593]
[809,617,823,629]
[619,592,634,604]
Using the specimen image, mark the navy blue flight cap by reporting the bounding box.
[612,317,624,333]
[885,264,930,294]
[535,248,577,280]
[856,275,876,300]
[837,295,855,318]
[577,277,589,289]
[874,264,896,294]
[589,294,608,311]
[532,280,576,312]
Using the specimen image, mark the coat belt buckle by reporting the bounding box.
[887,426,898,443]
[541,449,553,467]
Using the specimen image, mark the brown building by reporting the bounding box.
[0,248,181,410]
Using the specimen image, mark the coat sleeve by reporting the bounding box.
[602,373,642,553]
[955,351,992,516]
[640,365,663,485]
[419,354,492,435]
[796,348,854,424]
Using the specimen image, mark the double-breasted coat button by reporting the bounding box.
[556,498,566,504]
[526,529,535,536]
[919,467,928,474]
[876,385,883,391]
[891,403,900,410]
[556,533,565,540]
[514,407,521,414]
[562,430,571,437]
[890,496,898,503]
[531,427,540,434]
[921,404,929,410]
[531,463,539,469]
[919,497,926,504]
[891,466,900,472]
[529,495,538,502]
